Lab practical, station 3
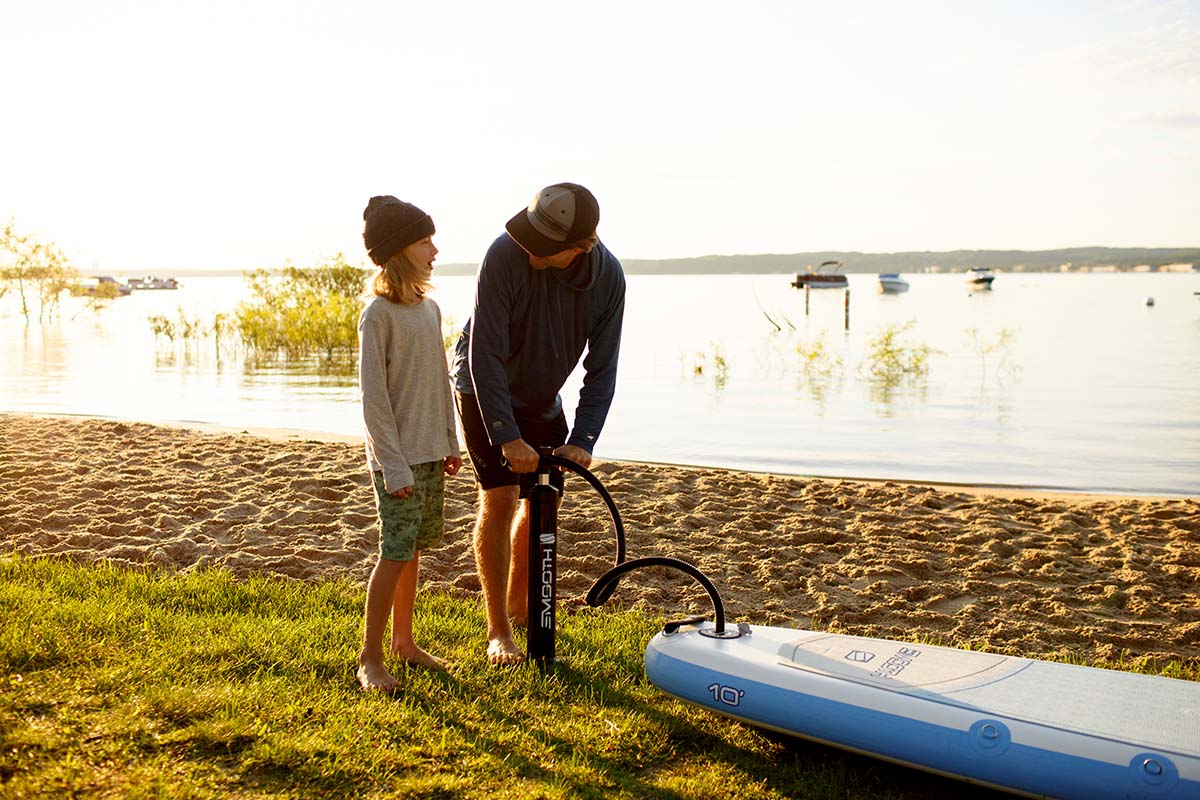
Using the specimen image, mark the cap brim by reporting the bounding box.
[505,208,567,258]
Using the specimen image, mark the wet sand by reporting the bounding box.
[2,413,1197,666]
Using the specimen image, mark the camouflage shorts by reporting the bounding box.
[372,462,445,562]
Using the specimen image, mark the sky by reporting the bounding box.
[1,0,1197,271]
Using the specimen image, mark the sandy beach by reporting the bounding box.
[2,412,1197,667]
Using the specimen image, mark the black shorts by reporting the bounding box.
[456,392,568,491]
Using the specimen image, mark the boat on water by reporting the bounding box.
[126,276,180,290]
[877,273,909,293]
[78,276,132,297]
[966,267,996,290]
[791,260,848,290]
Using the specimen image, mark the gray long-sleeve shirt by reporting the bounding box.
[358,295,460,492]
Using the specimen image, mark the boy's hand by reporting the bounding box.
[444,456,462,476]
[390,485,414,499]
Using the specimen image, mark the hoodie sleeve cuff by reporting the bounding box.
[384,465,415,494]
[566,433,597,453]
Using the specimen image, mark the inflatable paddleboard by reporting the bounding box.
[646,622,1200,799]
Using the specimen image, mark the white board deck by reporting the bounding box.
[779,631,1200,755]
[645,623,1200,800]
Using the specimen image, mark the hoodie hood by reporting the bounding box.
[548,246,602,292]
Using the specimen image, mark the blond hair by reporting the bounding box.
[369,243,432,305]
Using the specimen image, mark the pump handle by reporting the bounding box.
[537,454,627,585]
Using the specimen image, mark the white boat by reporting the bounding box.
[126,276,180,290]
[966,267,995,289]
[877,273,909,293]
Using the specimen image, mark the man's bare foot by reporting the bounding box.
[487,637,525,666]
[504,582,528,623]
[508,590,528,630]
[391,642,449,671]
[356,658,401,692]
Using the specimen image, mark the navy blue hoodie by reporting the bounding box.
[452,234,625,452]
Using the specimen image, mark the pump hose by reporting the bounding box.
[585,556,728,635]
[537,455,627,602]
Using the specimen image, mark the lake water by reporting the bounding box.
[3,271,1198,496]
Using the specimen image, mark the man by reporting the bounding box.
[453,182,625,665]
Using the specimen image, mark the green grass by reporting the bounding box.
[4,556,1184,799]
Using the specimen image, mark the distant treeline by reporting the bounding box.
[121,246,1199,278]
[436,246,1200,276]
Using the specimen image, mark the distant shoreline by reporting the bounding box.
[103,246,1199,278]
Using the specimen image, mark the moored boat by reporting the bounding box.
[877,273,909,293]
[792,260,848,290]
[78,276,132,297]
[966,267,996,289]
[126,276,180,290]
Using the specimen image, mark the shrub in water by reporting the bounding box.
[861,320,936,384]
[795,332,844,379]
[0,218,82,322]
[966,326,1020,386]
[235,254,369,365]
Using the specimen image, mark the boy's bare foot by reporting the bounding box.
[487,637,525,666]
[356,659,401,692]
[391,643,449,671]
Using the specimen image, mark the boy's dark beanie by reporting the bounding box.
[362,196,435,266]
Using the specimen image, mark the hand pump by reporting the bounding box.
[526,447,560,662]
[520,450,628,664]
